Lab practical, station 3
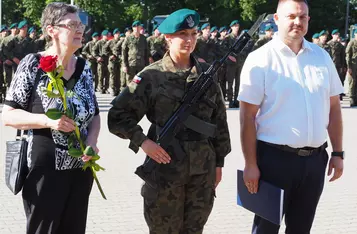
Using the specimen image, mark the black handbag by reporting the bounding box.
[4,53,41,195]
[5,130,30,195]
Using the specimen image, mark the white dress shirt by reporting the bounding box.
[238,36,344,148]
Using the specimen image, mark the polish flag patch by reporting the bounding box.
[132,76,142,84]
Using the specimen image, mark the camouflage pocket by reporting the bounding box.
[141,183,159,206]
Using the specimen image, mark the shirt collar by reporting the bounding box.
[273,34,313,53]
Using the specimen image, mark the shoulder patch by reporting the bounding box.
[132,75,142,84]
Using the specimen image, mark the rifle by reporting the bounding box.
[135,14,266,189]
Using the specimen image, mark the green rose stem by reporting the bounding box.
[46,69,107,200]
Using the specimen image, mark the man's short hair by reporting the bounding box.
[277,0,309,10]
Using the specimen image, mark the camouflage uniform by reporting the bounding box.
[224,33,243,107]
[113,37,126,92]
[317,42,332,56]
[108,52,231,234]
[122,34,149,84]
[252,36,272,51]
[217,37,228,99]
[2,34,34,87]
[82,39,98,90]
[1,34,15,87]
[328,39,346,87]
[34,38,46,52]
[147,34,166,62]
[194,36,220,64]
[93,38,109,93]
[104,37,121,95]
[0,36,5,102]
[346,40,357,105]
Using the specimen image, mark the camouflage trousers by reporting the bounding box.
[142,139,216,234]
[88,59,98,91]
[97,60,109,92]
[126,66,145,85]
[348,70,357,106]
[120,67,127,92]
[108,60,120,95]
[218,65,227,100]
[0,63,5,103]
[4,64,13,88]
[226,63,242,103]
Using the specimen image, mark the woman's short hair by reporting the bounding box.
[41,2,78,41]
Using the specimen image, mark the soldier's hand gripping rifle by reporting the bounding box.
[135,14,266,189]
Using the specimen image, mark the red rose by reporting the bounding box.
[39,55,58,73]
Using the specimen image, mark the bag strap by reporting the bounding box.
[16,54,42,139]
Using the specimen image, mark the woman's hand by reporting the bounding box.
[141,139,171,164]
[46,115,76,132]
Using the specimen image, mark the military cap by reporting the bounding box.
[9,23,18,29]
[140,23,145,28]
[113,28,120,34]
[319,30,328,37]
[312,33,320,39]
[101,30,109,36]
[210,26,218,33]
[120,33,125,37]
[230,20,239,27]
[92,32,99,37]
[18,20,28,29]
[124,27,132,32]
[219,26,227,33]
[0,25,8,32]
[132,20,141,27]
[340,37,346,42]
[264,24,273,31]
[158,9,200,34]
[28,26,35,34]
[201,23,210,31]
[331,29,339,35]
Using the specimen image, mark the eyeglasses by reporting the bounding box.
[54,21,85,31]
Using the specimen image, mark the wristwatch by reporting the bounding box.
[331,151,345,159]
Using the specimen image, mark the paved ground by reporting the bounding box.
[0,93,357,234]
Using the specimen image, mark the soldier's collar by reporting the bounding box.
[162,52,203,74]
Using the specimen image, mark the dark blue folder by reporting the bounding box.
[237,170,284,225]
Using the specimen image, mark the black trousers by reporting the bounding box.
[252,141,329,234]
[22,167,93,234]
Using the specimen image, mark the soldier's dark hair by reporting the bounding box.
[277,0,309,10]
[41,2,78,42]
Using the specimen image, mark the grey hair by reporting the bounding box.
[41,2,78,42]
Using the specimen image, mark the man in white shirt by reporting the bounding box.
[238,0,344,233]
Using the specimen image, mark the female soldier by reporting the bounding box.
[108,9,231,233]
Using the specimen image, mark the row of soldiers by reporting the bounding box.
[0,20,46,102]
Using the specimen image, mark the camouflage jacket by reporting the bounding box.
[122,34,149,68]
[113,37,125,59]
[2,34,34,60]
[327,40,346,68]
[252,36,272,51]
[81,40,96,61]
[93,39,109,59]
[103,37,121,63]
[146,35,166,60]
[317,42,332,57]
[346,40,357,69]
[222,33,244,66]
[108,52,231,167]
[34,38,47,52]
[194,36,221,63]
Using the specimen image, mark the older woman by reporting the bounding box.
[1,3,100,234]
[108,9,231,233]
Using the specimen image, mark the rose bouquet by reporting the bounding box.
[39,55,106,199]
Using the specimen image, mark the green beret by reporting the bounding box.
[113,28,120,34]
[230,20,239,27]
[331,29,339,35]
[210,26,218,33]
[18,20,28,29]
[140,23,145,27]
[92,32,99,37]
[124,27,132,32]
[158,9,200,34]
[264,25,273,31]
[340,37,346,42]
[101,30,109,36]
[219,26,227,33]
[132,20,141,27]
[312,33,320,39]
[319,30,328,37]
[120,33,125,37]
[28,26,35,34]
[9,23,18,29]
[201,23,210,31]
[0,25,8,32]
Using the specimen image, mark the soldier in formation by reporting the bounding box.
[146,25,166,63]
[312,33,319,44]
[108,8,231,233]
[104,28,121,96]
[318,30,332,55]
[82,32,99,91]
[252,24,274,50]
[93,30,110,94]
[346,31,357,106]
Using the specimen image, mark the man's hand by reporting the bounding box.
[243,164,260,194]
[141,139,171,164]
[110,55,116,61]
[328,156,344,182]
[123,66,128,73]
[13,57,20,65]
[5,60,13,66]
[97,57,103,63]
[215,167,222,188]
[228,55,237,63]
[149,57,154,64]
[348,68,352,76]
